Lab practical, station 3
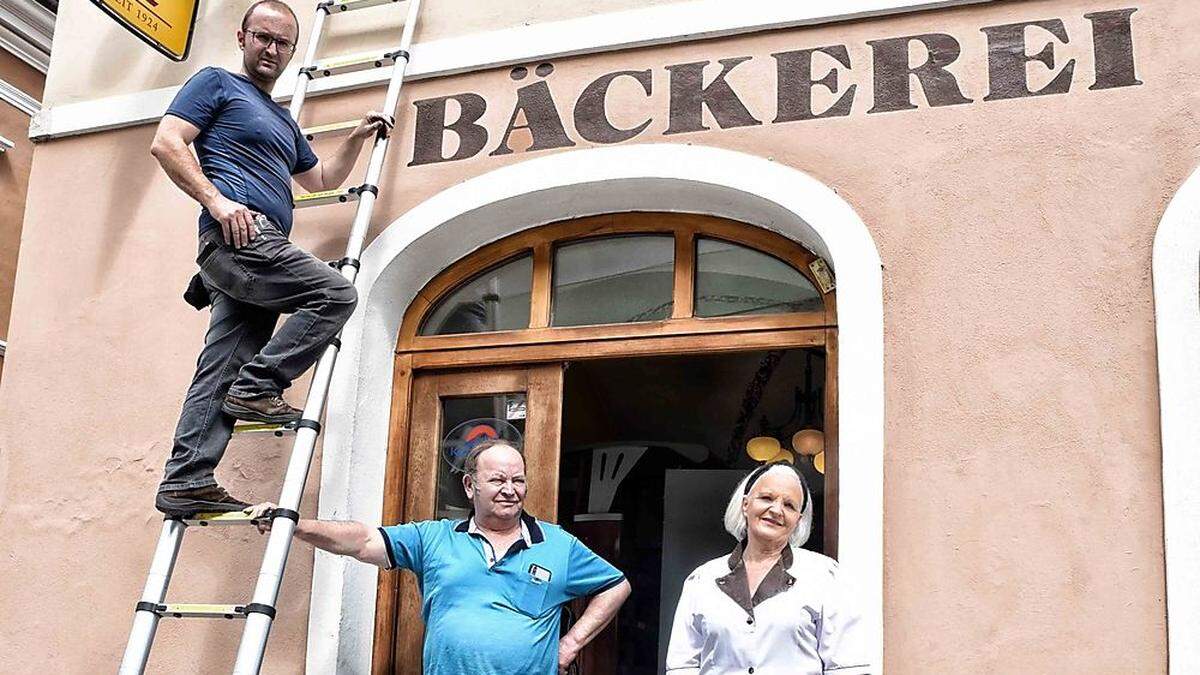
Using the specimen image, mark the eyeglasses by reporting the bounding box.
[245,30,296,54]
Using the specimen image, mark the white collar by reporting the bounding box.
[466,516,533,546]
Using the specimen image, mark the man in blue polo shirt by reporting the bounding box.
[249,439,632,674]
[152,0,394,517]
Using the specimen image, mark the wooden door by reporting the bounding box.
[392,364,564,673]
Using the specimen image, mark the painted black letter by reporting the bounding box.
[1086,8,1142,90]
[574,70,653,144]
[867,34,972,114]
[981,19,1076,101]
[408,93,488,166]
[490,79,577,156]
[773,45,857,122]
[665,57,762,134]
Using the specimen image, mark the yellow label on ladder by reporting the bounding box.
[302,120,360,140]
[295,188,359,208]
[159,604,245,619]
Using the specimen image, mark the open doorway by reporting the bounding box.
[376,213,847,673]
[558,348,829,674]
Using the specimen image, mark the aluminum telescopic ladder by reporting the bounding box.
[119,0,422,671]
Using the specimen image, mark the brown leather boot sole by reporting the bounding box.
[155,486,250,518]
[221,394,302,424]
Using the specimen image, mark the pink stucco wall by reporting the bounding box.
[0,51,44,380]
[0,0,1191,671]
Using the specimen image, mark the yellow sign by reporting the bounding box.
[92,0,200,61]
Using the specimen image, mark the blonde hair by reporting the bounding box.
[723,464,813,547]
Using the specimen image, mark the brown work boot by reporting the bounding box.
[221,393,302,424]
[155,484,251,518]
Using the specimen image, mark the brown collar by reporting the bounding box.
[715,541,796,618]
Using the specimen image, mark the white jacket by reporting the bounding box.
[666,546,872,675]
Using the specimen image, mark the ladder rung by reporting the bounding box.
[294,187,361,208]
[301,51,400,79]
[232,420,298,436]
[301,119,359,141]
[154,603,246,619]
[320,0,403,13]
[183,511,259,527]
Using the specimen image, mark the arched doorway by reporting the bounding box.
[375,213,838,672]
[305,144,883,675]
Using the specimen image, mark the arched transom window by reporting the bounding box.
[398,213,836,352]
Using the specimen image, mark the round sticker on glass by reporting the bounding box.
[442,418,524,473]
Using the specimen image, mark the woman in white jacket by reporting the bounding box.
[665,462,871,675]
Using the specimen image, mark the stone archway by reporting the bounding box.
[307,143,886,674]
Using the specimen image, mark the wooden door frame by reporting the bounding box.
[371,213,839,674]
[371,331,837,674]
[380,363,564,674]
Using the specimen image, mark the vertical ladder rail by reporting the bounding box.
[288,8,327,118]
[119,519,186,674]
[343,0,421,258]
[232,0,423,672]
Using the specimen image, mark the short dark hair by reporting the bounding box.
[463,439,525,476]
[242,0,299,35]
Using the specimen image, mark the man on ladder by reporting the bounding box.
[151,0,392,517]
[122,2,425,671]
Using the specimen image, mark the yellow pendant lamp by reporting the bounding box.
[769,448,795,464]
[791,429,824,456]
[746,436,781,461]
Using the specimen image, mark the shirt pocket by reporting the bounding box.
[513,576,550,617]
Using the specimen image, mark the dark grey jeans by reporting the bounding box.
[159,224,357,492]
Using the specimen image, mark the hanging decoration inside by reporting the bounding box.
[746,428,825,474]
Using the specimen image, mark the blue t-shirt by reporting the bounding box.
[165,67,318,236]
[380,514,625,675]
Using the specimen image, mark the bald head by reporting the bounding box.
[241,0,299,35]
[463,439,526,475]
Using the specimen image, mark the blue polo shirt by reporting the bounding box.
[380,512,625,675]
[165,67,318,237]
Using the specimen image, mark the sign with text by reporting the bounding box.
[406,8,1143,167]
[92,0,200,61]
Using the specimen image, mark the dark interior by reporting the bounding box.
[557,348,827,674]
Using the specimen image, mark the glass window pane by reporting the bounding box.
[552,236,674,326]
[420,255,533,335]
[436,394,527,519]
[694,238,822,317]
